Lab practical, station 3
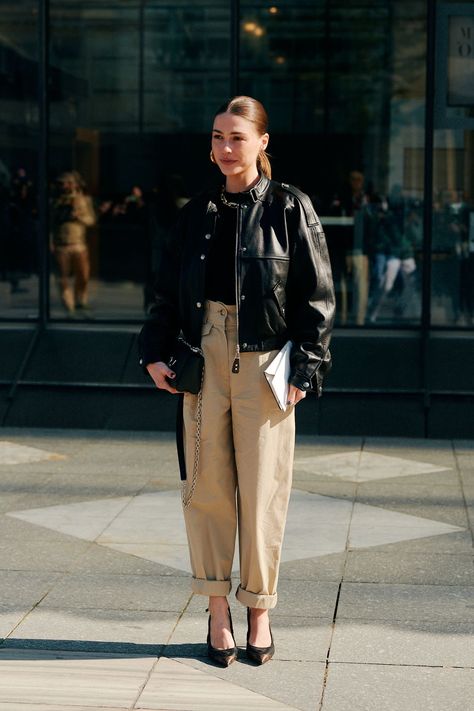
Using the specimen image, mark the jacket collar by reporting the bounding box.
[244,173,270,202]
[210,173,269,205]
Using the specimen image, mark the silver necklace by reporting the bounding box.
[220,187,240,209]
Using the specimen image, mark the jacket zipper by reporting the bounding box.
[231,204,241,373]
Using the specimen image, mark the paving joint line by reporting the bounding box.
[0,521,89,636]
[330,617,471,625]
[140,595,306,711]
[318,660,474,670]
[129,592,194,710]
[334,580,473,587]
[22,605,188,613]
[53,473,169,571]
[0,589,55,646]
[156,656,306,711]
[318,579,344,711]
[319,438,367,710]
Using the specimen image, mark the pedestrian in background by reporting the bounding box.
[51,171,95,315]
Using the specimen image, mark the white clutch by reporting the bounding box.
[264,340,293,411]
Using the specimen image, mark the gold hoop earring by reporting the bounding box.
[210,150,216,164]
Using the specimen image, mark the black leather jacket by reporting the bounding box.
[139,174,335,394]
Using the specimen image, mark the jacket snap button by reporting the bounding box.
[200,254,205,260]
[303,381,310,388]
[196,302,202,308]
[241,294,246,301]
[204,233,211,239]
[242,342,247,348]
[241,247,247,252]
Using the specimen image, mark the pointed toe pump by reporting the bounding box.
[206,606,238,667]
[246,607,275,665]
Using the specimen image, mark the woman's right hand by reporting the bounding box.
[146,361,178,394]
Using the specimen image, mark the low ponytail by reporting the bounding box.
[257,149,272,179]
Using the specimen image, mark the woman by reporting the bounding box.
[51,171,95,315]
[139,96,335,666]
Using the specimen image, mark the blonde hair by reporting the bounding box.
[58,170,86,193]
[213,96,271,179]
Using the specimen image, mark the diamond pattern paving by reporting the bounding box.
[0,441,66,466]
[293,450,451,482]
[7,489,464,573]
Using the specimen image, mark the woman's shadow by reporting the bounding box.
[0,638,256,666]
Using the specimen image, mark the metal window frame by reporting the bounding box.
[38,0,50,327]
[420,0,436,436]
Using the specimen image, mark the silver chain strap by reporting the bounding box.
[181,366,205,509]
[176,336,203,355]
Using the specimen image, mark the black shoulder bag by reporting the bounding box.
[166,338,204,394]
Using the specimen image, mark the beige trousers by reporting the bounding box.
[182,300,295,609]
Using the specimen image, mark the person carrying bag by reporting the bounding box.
[139,95,335,667]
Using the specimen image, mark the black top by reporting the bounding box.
[204,193,241,304]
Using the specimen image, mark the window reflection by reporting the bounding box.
[144,175,190,314]
[0,3,39,319]
[240,0,426,326]
[431,2,474,328]
[49,1,230,320]
[9,1,472,330]
[1,167,39,307]
[326,175,422,325]
[432,182,474,326]
[50,171,95,316]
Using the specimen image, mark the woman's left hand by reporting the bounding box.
[287,384,307,407]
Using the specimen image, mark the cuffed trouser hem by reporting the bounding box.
[235,584,278,610]
[191,578,232,597]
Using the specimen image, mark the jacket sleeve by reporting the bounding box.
[285,193,336,394]
[137,203,189,369]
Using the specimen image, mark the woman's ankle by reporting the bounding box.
[208,595,229,612]
[247,607,272,646]
[249,607,269,619]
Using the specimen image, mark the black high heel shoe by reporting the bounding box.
[246,607,275,665]
[206,606,238,667]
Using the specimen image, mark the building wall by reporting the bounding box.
[0,1,473,436]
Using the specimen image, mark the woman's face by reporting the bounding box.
[59,177,77,194]
[211,112,268,180]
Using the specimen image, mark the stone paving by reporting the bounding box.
[0,428,473,710]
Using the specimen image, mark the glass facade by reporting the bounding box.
[48,1,230,319]
[0,0,473,332]
[432,1,474,327]
[0,2,39,319]
[240,1,426,326]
